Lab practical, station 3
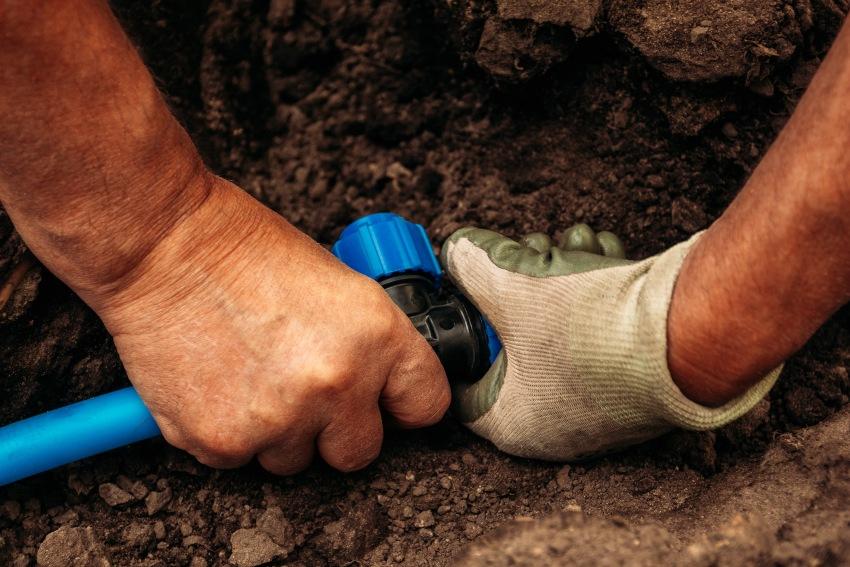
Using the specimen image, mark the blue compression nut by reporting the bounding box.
[332,212,442,283]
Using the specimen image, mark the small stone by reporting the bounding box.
[153,521,167,540]
[98,483,132,507]
[722,122,739,138]
[401,505,414,519]
[312,499,387,564]
[411,484,427,497]
[256,507,294,549]
[418,528,434,538]
[439,477,453,490]
[122,522,155,550]
[413,510,435,528]
[129,482,149,501]
[464,522,483,540]
[414,494,442,511]
[690,25,710,42]
[189,557,208,567]
[461,453,479,467]
[145,487,173,516]
[36,526,111,567]
[12,554,29,567]
[437,505,452,515]
[229,529,286,567]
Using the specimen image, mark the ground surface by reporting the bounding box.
[1,0,850,565]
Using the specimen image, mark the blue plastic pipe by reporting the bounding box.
[0,387,159,486]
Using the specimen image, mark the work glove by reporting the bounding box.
[441,224,780,460]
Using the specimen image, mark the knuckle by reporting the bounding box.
[361,282,403,337]
[308,360,357,397]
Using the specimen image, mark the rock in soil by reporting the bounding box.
[229,528,286,567]
[255,506,295,550]
[97,483,133,507]
[36,526,110,567]
[312,499,387,564]
[144,487,172,516]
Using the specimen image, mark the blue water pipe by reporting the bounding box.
[0,213,499,486]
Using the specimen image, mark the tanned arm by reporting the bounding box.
[669,19,850,405]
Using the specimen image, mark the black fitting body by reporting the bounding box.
[380,274,491,382]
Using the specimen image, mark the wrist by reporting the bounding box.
[89,176,328,337]
[667,239,792,406]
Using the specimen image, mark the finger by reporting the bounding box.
[558,223,601,254]
[257,433,317,476]
[597,231,626,259]
[317,406,384,472]
[520,232,553,254]
[452,351,506,423]
[181,429,254,470]
[381,322,451,428]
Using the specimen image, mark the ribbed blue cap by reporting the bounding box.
[332,212,442,283]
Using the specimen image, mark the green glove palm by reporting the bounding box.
[442,224,779,461]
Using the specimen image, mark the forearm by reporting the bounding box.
[669,19,850,405]
[0,0,211,302]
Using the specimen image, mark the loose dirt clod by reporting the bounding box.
[98,483,133,507]
[36,526,110,567]
[608,0,803,83]
[144,487,172,516]
[229,528,286,567]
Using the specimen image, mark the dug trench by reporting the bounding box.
[1,0,850,565]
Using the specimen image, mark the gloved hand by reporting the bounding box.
[442,224,780,460]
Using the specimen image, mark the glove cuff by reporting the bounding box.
[582,232,781,435]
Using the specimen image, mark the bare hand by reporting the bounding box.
[91,176,450,473]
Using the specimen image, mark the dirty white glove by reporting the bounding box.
[442,225,781,460]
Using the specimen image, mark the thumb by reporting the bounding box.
[380,312,451,429]
[451,351,506,423]
[442,227,523,424]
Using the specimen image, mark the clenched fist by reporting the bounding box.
[91,177,449,473]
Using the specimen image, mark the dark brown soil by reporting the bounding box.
[1,1,849,565]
